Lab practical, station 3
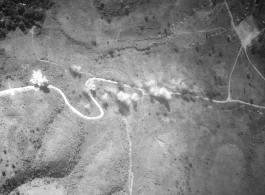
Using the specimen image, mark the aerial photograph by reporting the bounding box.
[0,0,265,194]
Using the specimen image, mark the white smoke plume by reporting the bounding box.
[30,70,49,87]
[145,80,156,87]
[131,93,140,102]
[71,64,81,72]
[116,91,132,105]
[145,80,172,100]
[116,91,140,105]
[101,93,109,101]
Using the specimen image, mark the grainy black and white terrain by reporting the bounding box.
[0,0,265,195]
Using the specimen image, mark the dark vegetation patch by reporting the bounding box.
[91,90,96,97]
[82,91,92,101]
[69,67,82,78]
[247,114,265,136]
[205,90,222,101]
[226,0,265,29]
[0,121,83,194]
[0,160,78,194]
[228,0,255,26]
[180,89,197,103]
[117,101,130,116]
[39,85,50,93]
[150,95,170,111]
[102,102,109,110]
[117,82,125,91]
[132,101,137,112]
[93,0,151,21]
[252,0,265,29]
[203,82,223,101]
[250,31,265,75]
[0,0,54,38]
[105,186,124,195]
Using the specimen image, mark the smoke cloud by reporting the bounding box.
[145,80,172,100]
[116,91,140,105]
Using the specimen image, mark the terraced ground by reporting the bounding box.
[0,0,265,195]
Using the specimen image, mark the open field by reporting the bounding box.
[0,0,265,195]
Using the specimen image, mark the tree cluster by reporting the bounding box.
[0,0,54,38]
